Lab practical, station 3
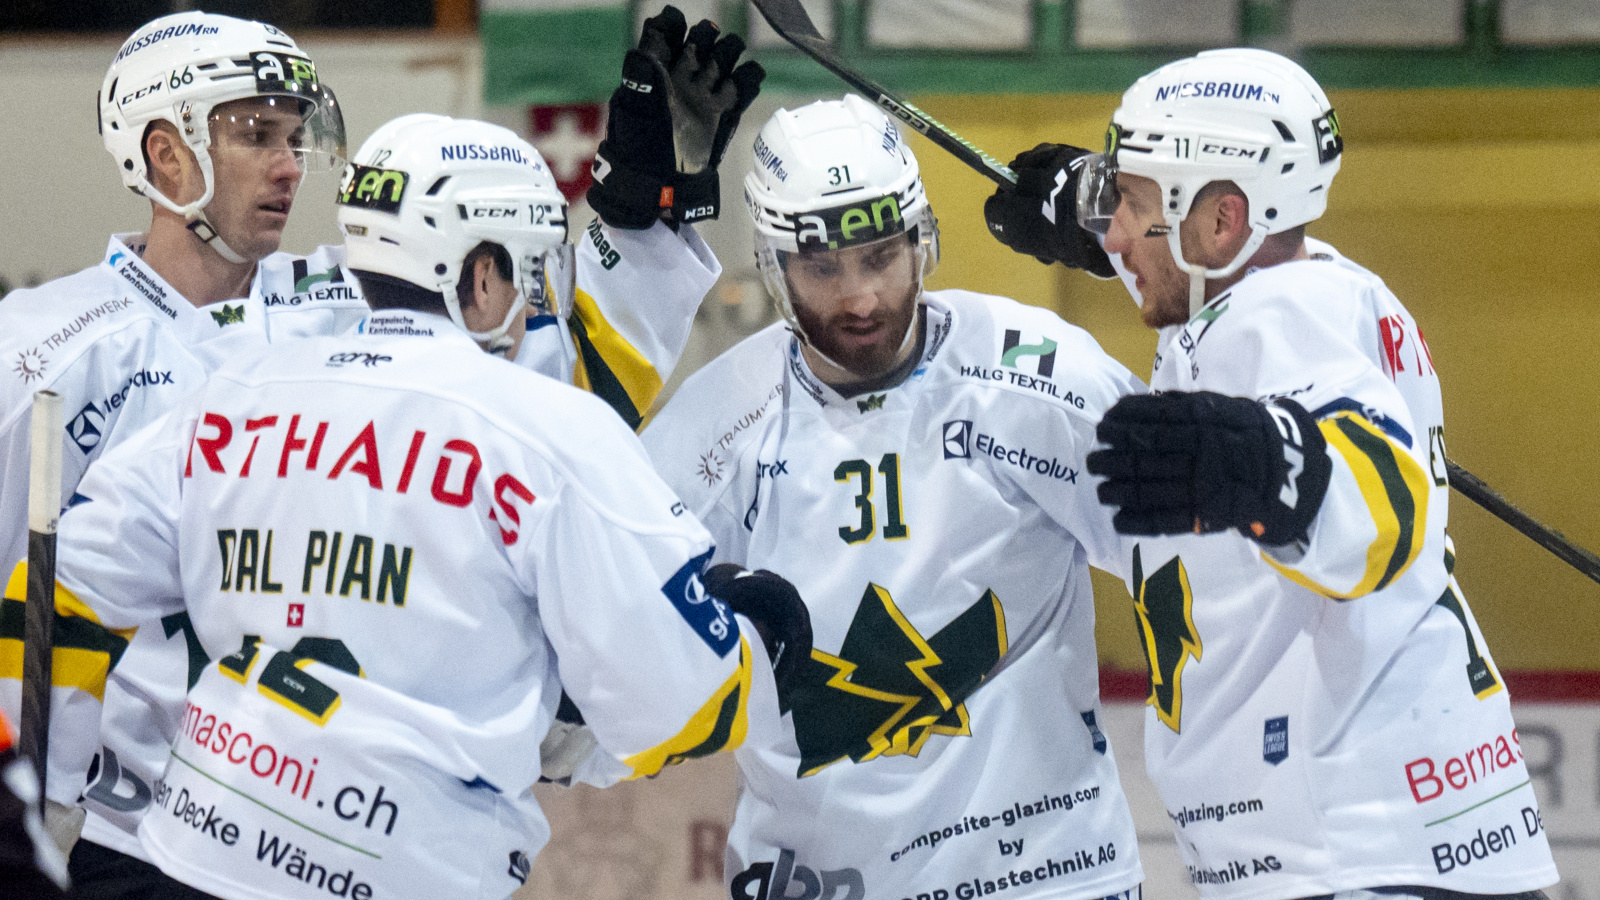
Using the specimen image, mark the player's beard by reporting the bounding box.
[792,281,919,381]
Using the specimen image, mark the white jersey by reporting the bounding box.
[0,232,286,812]
[644,290,1146,900]
[50,309,763,900]
[514,217,719,430]
[0,219,719,865]
[1123,239,1557,897]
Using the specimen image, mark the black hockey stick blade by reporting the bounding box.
[749,0,1018,188]
[1446,457,1600,587]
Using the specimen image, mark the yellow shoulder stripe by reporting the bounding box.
[2,562,135,702]
[623,636,753,779]
[1266,412,1429,600]
[569,286,665,433]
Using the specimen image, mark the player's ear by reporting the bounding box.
[143,122,202,205]
[468,253,500,312]
[1203,189,1252,267]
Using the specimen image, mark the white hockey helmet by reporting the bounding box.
[336,115,572,355]
[100,12,346,262]
[1077,48,1342,315]
[744,94,939,350]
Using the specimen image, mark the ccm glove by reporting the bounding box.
[702,563,811,713]
[1087,392,1332,546]
[983,143,1115,277]
[588,5,765,229]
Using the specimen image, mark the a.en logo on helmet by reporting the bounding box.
[339,165,408,213]
[795,194,904,251]
[253,52,318,92]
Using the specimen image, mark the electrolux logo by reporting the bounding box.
[943,420,972,459]
[943,419,1077,483]
[67,402,106,453]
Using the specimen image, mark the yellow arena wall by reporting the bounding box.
[914,88,1600,674]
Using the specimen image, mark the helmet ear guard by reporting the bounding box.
[1084,49,1342,317]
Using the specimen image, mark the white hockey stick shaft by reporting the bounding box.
[22,389,63,812]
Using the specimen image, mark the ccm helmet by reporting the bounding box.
[336,116,572,355]
[744,94,938,354]
[100,12,346,262]
[1077,48,1342,316]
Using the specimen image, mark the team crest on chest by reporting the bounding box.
[1131,544,1202,733]
[787,583,1008,776]
[857,393,886,413]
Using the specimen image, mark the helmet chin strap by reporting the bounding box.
[444,265,530,358]
[186,215,249,265]
[141,154,252,265]
[1165,225,1268,319]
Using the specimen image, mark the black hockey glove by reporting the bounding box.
[983,143,1115,277]
[1086,392,1333,546]
[588,5,765,229]
[702,563,811,714]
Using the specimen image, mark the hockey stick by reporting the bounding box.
[750,0,1600,588]
[1447,460,1600,587]
[749,0,1018,189]
[21,389,63,812]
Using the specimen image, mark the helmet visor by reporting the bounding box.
[209,88,347,174]
[1075,152,1119,236]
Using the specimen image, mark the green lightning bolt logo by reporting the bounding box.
[788,583,1007,777]
[1131,545,1202,733]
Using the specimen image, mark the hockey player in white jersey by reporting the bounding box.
[0,13,358,889]
[643,95,1145,900]
[27,97,805,900]
[984,49,1558,899]
[0,7,758,896]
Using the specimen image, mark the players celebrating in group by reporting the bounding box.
[0,6,1560,900]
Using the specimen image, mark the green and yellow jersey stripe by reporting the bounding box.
[568,286,665,433]
[1266,412,1430,600]
[2,562,134,702]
